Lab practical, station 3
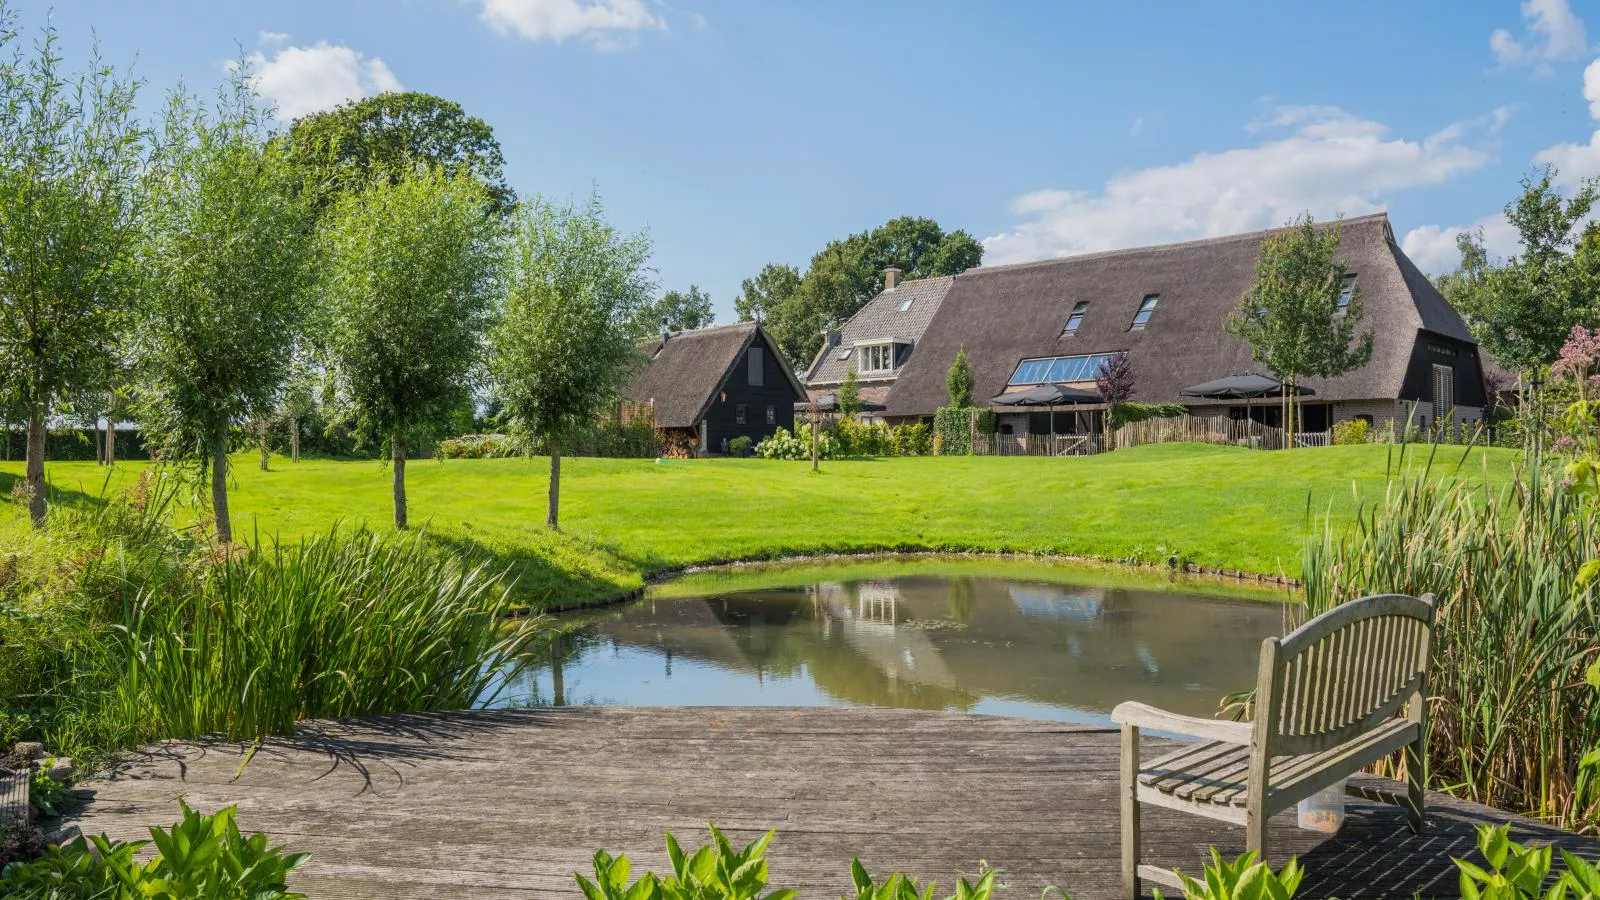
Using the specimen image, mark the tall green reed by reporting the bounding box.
[1304,446,1600,831]
[93,528,540,745]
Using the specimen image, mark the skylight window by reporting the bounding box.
[898,296,914,312]
[1062,301,1089,335]
[1337,274,1356,310]
[1008,353,1121,385]
[834,346,853,361]
[1130,295,1159,330]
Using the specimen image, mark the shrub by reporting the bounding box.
[1160,849,1302,899]
[933,407,976,455]
[728,436,753,455]
[0,801,306,899]
[1108,402,1187,430]
[1452,823,1600,898]
[755,427,835,461]
[1331,418,1370,445]
[436,433,514,459]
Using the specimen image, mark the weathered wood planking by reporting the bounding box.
[61,707,1596,899]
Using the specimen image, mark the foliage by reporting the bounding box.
[28,768,72,819]
[1157,849,1302,900]
[1331,418,1371,445]
[846,859,1000,900]
[0,6,144,525]
[630,285,715,340]
[755,426,836,460]
[728,435,754,455]
[736,263,801,325]
[1107,402,1186,431]
[436,433,516,459]
[933,407,975,456]
[1452,823,1600,899]
[135,71,317,543]
[1304,450,1600,831]
[0,801,307,899]
[1094,352,1134,406]
[1227,215,1373,438]
[285,91,514,215]
[834,421,931,457]
[838,368,863,418]
[321,165,502,528]
[490,193,654,528]
[947,348,975,409]
[756,217,983,366]
[1442,168,1600,372]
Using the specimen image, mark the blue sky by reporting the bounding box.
[21,0,1600,320]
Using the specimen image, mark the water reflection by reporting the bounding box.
[498,575,1287,725]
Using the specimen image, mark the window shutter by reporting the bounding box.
[748,346,764,386]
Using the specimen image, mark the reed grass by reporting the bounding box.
[1304,446,1600,832]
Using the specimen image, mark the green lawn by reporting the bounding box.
[0,442,1517,608]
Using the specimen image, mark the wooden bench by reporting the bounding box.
[1111,592,1435,898]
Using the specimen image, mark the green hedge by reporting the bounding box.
[932,407,991,455]
[1108,402,1187,430]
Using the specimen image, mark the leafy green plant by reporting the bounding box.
[844,858,1005,900]
[28,768,71,819]
[729,436,754,455]
[1331,418,1370,445]
[0,801,307,899]
[577,823,794,900]
[1453,823,1600,899]
[1156,849,1303,900]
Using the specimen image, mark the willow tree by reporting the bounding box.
[136,76,316,543]
[1227,215,1373,441]
[491,195,652,530]
[322,166,501,529]
[0,11,143,525]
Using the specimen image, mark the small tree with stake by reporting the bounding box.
[321,166,502,530]
[837,367,863,420]
[947,346,975,408]
[1227,214,1373,443]
[1094,351,1134,447]
[490,194,653,530]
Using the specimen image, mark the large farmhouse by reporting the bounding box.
[624,321,806,456]
[803,213,1488,437]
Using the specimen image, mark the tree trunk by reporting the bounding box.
[211,417,232,544]
[290,418,300,463]
[810,411,819,472]
[105,412,116,466]
[547,446,561,530]
[25,399,47,527]
[392,430,408,530]
[94,420,104,466]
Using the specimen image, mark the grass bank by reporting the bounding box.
[1,443,1517,609]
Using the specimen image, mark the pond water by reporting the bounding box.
[496,568,1290,725]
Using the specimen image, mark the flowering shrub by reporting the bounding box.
[436,433,514,459]
[755,427,836,460]
[1332,418,1370,445]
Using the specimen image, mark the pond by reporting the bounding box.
[496,562,1291,725]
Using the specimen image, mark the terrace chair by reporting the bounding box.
[1111,592,1435,898]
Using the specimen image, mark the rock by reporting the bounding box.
[45,757,75,782]
[12,742,44,761]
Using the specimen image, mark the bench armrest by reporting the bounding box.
[1111,701,1253,745]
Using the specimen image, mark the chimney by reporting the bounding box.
[883,267,901,291]
[660,315,670,343]
[824,326,842,348]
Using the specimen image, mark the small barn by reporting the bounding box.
[623,322,806,456]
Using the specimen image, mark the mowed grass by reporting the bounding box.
[0,442,1517,608]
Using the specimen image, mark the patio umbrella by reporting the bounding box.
[990,384,1102,445]
[1180,372,1315,428]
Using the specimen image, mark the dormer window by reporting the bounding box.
[859,342,897,375]
[1336,274,1356,311]
[1130,294,1159,330]
[1062,301,1089,335]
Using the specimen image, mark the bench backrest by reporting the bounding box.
[1254,593,1435,757]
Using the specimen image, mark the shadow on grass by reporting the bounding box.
[0,469,119,517]
[420,529,637,612]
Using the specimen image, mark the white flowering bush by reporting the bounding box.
[755,427,837,460]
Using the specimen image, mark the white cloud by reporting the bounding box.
[1533,58,1600,186]
[981,106,1494,266]
[477,0,665,47]
[1400,214,1522,273]
[244,41,403,121]
[1491,0,1588,65]
[258,31,290,47]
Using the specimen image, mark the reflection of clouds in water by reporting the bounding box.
[1136,644,1158,677]
[1008,586,1102,621]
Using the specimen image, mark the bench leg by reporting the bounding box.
[1121,725,1141,900]
[1404,735,1426,834]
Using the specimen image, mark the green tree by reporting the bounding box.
[629,284,714,340]
[135,76,317,543]
[322,167,502,529]
[490,194,653,530]
[837,367,862,419]
[1447,169,1600,372]
[736,263,800,323]
[1227,215,1374,440]
[285,91,515,215]
[0,10,143,525]
[946,346,975,408]
[762,217,982,366]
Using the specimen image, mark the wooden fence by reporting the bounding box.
[974,432,1101,457]
[1112,414,1331,451]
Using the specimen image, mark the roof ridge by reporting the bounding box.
[966,212,1391,276]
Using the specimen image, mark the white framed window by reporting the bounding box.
[859,343,896,374]
[735,405,747,425]
[747,346,764,386]
[765,406,776,425]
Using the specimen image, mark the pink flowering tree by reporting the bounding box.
[1553,326,1600,586]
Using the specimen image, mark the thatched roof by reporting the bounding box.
[623,322,804,429]
[881,213,1479,417]
[804,275,955,386]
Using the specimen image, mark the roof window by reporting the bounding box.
[1130,294,1159,330]
[1062,301,1089,336]
[1337,274,1356,311]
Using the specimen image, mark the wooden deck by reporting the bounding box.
[63,707,1595,899]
